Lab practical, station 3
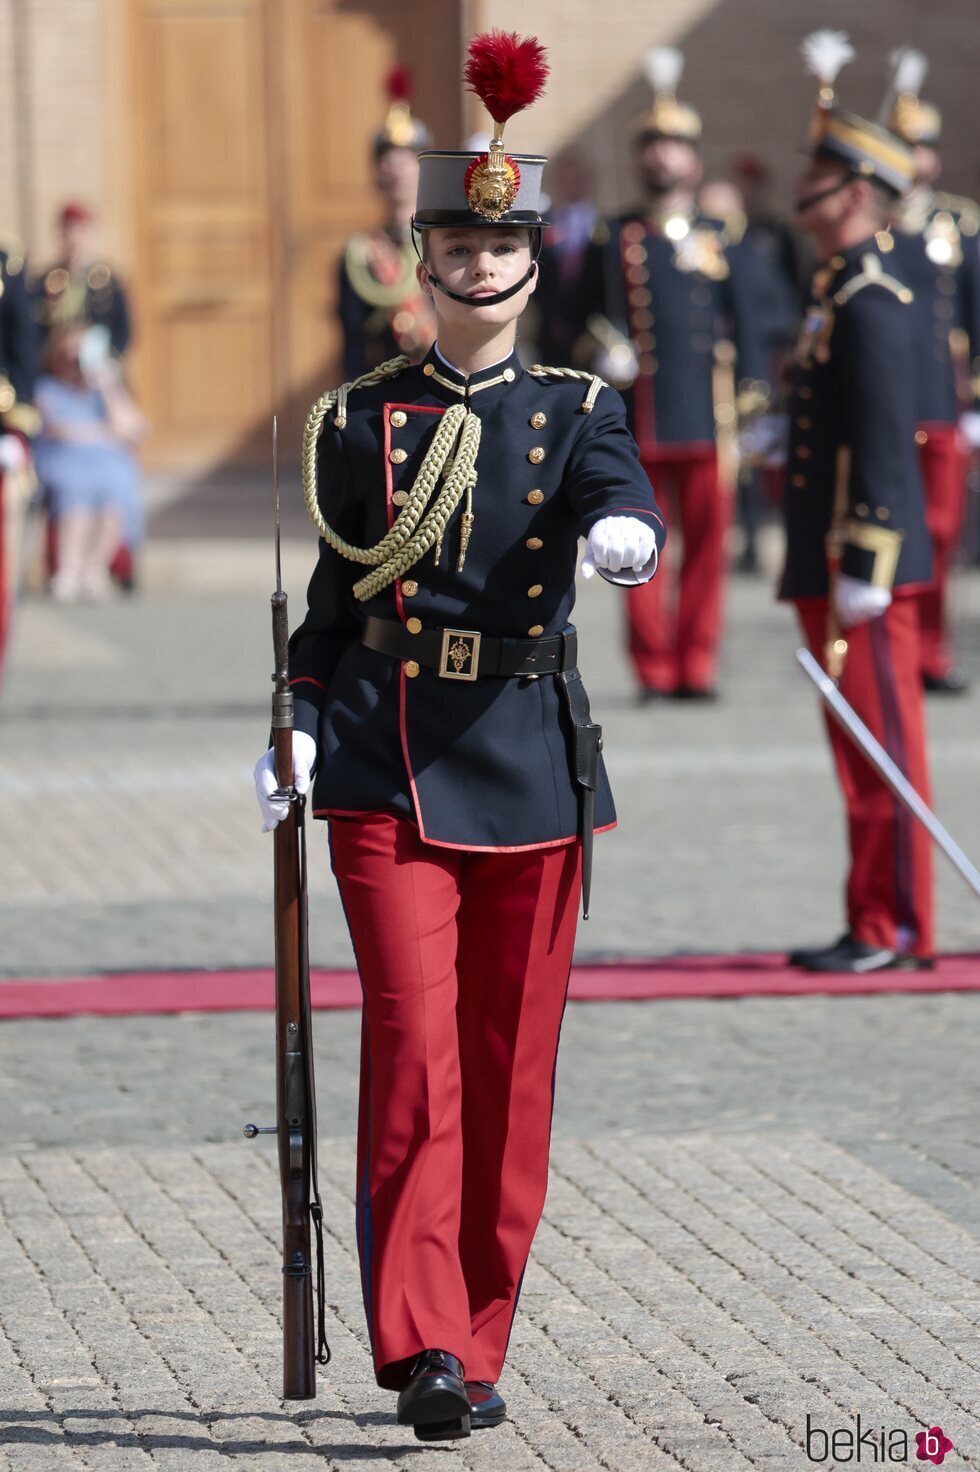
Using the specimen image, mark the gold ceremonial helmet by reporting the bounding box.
[634,48,702,144]
[801,31,914,196]
[373,67,432,157]
[885,49,941,146]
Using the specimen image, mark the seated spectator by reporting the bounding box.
[33,326,146,602]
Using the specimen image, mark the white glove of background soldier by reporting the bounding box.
[834,573,891,630]
[252,731,317,831]
[581,516,658,586]
[959,411,980,451]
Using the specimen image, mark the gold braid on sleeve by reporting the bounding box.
[300,357,482,600]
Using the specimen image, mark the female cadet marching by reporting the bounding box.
[254,32,666,1442]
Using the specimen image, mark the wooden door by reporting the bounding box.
[275,0,463,450]
[131,0,277,467]
[129,0,462,469]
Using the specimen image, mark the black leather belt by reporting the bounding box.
[362,615,577,681]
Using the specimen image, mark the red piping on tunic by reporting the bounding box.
[313,809,618,852]
[289,676,326,690]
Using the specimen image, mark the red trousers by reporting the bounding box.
[796,597,934,957]
[328,813,582,1390]
[627,452,728,692]
[916,424,968,678]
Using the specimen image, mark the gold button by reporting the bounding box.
[623,222,645,244]
[392,490,409,506]
[834,291,847,307]
[876,507,891,521]
[528,624,544,637]
[404,660,421,678]
[530,412,547,429]
[791,473,807,488]
[799,385,813,400]
[898,288,913,304]
[406,616,423,634]
[389,448,408,464]
[915,429,928,445]
[627,266,649,285]
[797,416,812,430]
[527,489,544,505]
[390,410,407,427]
[423,363,435,376]
[637,332,656,350]
[528,584,543,598]
[526,536,543,550]
[629,287,652,307]
[503,367,516,382]
[854,502,869,515]
[624,243,647,265]
[796,445,811,460]
[402,579,418,596]
[528,447,546,465]
[830,254,846,270]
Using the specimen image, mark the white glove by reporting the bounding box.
[835,573,891,629]
[959,411,980,450]
[0,435,28,472]
[581,516,658,585]
[253,731,317,831]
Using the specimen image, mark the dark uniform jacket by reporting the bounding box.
[780,238,932,601]
[337,229,436,382]
[577,209,776,453]
[889,194,980,423]
[288,345,666,851]
[32,261,132,356]
[0,247,40,415]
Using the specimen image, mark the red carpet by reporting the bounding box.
[1,954,979,1019]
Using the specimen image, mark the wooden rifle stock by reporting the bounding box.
[246,418,329,1399]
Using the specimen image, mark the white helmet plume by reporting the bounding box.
[890,47,927,97]
[644,47,684,97]
[801,30,854,86]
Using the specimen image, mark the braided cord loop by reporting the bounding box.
[300,357,482,601]
[527,364,607,413]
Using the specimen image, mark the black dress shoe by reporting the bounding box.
[674,684,718,702]
[638,685,669,703]
[923,667,969,695]
[801,935,934,974]
[466,1380,507,1430]
[396,1350,470,1440]
[788,932,852,967]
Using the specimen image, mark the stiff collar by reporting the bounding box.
[811,234,890,298]
[419,344,523,403]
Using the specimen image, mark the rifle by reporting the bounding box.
[244,417,330,1396]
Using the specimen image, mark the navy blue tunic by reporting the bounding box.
[780,239,932,601]
[288,346,666,850]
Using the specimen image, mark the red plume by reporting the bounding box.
[464,31,549,125]
[386,65,413,103]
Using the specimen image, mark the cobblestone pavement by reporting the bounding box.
[1,514,979,1467]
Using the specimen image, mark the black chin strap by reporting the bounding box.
[794,174,853,217]
[425,261,537,306]
[412,228,542,308]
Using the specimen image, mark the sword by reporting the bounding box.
[796,646,980,898]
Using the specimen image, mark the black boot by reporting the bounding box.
[788,932,852,967]
[466,1380,507,1430]
[800,935,933,974]
[396,1350,471,1441]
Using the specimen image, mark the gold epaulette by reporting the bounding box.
[526,364,607,414]
[328,355,410,429]
[933,192,980,235]
[833,253,913,307]
[590,219,611,247]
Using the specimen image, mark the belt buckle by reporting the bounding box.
[439,628,481,681]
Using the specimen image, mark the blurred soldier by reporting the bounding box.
[731,153,807,305]
[535,152,597,364]
[782,33,934,974]
[578,48,772,700]
[1,237,41,662]
[337,69,437,381]
[885,49,980,693]
[33,203,132,358]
